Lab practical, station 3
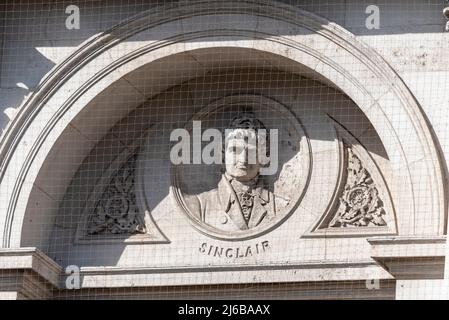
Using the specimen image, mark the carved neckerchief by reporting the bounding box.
[237,191,254,223]
[219,173,271,230]
[229,176,258,223]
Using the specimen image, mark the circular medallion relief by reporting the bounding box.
[170,95,311,241]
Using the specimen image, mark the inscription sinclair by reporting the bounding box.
[199,241,270,258]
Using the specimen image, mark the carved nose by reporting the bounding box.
[238,152,248,164]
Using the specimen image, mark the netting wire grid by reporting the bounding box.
[0,0,448,300]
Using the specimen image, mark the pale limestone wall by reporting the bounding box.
[0,0,447,299]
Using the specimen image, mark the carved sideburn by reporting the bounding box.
[86,155,146,236]
[329,148,387,228]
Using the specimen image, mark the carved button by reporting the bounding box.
[221,215,228,225]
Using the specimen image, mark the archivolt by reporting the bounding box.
[0,0,445,247]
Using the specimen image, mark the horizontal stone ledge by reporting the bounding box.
[0,247,397,290]
[367,236,446,280]
[0,247,62,288]
[4,242,443,291]
[55,279,398,300]
[368,235,446,257]
[76,261,393,289]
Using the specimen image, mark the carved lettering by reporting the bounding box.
[199,241,270,258]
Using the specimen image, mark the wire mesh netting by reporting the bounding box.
[0,0,448,300]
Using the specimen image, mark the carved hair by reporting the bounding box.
[224,112,269,147]
[223,113,270,164]
[229,113,267,131]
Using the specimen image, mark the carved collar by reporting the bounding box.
[223,173,270,204]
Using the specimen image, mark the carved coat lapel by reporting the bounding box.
[218,176,248,230]
[217,175,272,230]
[247,181,270,229]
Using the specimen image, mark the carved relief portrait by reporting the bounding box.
[171,95,311,240]
[186,114,289,232]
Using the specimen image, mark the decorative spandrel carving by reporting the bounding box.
[329,149,387,228]
[87,155,147,235]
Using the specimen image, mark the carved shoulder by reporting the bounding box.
[183,194,202,220]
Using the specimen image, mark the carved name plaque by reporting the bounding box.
[199,241,270,258]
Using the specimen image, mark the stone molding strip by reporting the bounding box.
[0,248,62,298]
[0,240,445,292]
[369,236,447,280]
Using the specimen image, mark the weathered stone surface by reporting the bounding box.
[0,0,447,300]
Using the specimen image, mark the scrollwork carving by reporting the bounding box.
[329,149,387,228]
[86,155,146,235]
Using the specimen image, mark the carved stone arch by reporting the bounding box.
[0,0,445,250]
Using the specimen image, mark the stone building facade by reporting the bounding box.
[0,0,448,299]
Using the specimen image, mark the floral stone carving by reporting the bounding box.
[329,149,387,228]
[87,155,146,235]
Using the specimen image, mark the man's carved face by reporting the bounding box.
[225,129,262,182]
